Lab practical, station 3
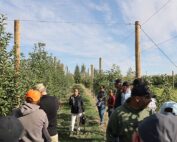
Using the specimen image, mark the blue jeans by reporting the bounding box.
[108,108,114,118]
[97,105,105,124]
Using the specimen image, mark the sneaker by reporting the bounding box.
[76,128,80,135]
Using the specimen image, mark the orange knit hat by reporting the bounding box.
[26,89,41,102]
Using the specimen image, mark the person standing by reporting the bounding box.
[96,85,107,125]
[132,113,177,142]
[121,81,131,105]
[114,79,122,108]
[147,95,157,114]
[107,89,116,118]
[0,116,24,142]
[13,89,50,142]
[35,83,59,142]
[106,82,152,142]
[69,88,84,134]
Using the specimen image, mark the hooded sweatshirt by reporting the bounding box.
[17,102,49,142]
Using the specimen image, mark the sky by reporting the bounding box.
[0,0,177,75]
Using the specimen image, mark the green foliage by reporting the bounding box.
[20,43,74,98]
[71,84,85,96]
[82,75,92,88]
[74,65,81,84]
[124,67,135,81]
[144,74,174,88]
[156,82,176,110]
[106,64,122,82]
[93,64,122,95]
[0,14,17,115]
[0,15,74,115]
[80,64,86,77]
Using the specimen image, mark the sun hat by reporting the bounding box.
[26,89,41,102]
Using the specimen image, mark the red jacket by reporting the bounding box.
[107,95,115,108]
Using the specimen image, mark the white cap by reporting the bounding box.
[160,101,177,116]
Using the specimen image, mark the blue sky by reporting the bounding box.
[0,0,177,75]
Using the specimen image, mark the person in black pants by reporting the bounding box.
[35,83,59,142]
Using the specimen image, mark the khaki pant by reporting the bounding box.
[51,134,58,142]
[70,113,82,131]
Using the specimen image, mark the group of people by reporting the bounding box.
[106,78,177,142]
[0,83,59,142]
[1,79,177,142]
[96,79,132,125]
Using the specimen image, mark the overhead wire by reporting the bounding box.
[6,19,134,26]
[142,0,171,25]
[141,34,177,55]
[141,28,177,68]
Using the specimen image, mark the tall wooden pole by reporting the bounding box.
[14,20,20,107]
[90,64,94,80]
[61,63,64,72]
[99,57,102,74]
[172,70,174,89]
[90,64,94,97]
[14,20,20,74]
[135,21,141,78]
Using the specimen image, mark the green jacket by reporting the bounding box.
[106,101,150,142]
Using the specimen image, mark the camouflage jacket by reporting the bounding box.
[106,101,150,142]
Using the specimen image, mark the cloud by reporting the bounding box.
[1,0,177,75]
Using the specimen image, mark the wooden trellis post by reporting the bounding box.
[14,20,20,75]
[135,21,141,78]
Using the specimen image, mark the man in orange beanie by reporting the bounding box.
[13,89,51,142]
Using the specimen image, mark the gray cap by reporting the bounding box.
[138,113,177,142]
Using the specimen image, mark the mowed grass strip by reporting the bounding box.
[57,88,106,142]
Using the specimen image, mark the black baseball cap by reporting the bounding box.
[131,84,152,97]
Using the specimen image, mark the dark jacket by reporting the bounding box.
[106,100,150,142]
[69,95,84,114]
[97,91,106,108]
[39,95,59,136]
[114,89,122,108]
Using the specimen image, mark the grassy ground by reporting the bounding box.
[57,86,177,141]
[57,88,107,142]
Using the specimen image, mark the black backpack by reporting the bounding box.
[80,114,86,125]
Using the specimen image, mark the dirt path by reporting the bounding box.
[57,86,107,142]
[84,88,108,132]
